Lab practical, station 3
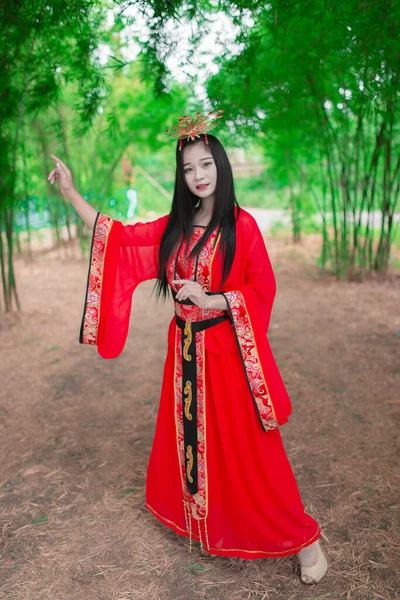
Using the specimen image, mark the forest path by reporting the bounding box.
[0,230,399,600]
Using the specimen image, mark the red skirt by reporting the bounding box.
[145,323,321,559]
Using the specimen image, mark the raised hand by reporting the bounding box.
[48,154,75,197]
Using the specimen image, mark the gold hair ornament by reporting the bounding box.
[166,110,224,150]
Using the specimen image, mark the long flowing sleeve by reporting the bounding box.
[79,211,169,359]
[221,214,292,430]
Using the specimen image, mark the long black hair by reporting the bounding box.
[153,133,241,301]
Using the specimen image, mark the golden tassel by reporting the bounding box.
[197,518,204,555]
[204,517,210,552]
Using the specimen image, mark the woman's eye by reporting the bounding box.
[184,168,192,174]
[203,162,211,168]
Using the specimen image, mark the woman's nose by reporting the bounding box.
[195,167,204,180]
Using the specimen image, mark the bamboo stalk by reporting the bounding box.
[135,165,172,201]
[0,215,9,312]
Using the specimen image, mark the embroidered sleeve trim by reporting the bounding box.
[221,290,279,432]
[79,212,113,345]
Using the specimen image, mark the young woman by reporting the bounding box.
[47,113,328,584]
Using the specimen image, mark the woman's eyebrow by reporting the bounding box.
[183,156,214,167]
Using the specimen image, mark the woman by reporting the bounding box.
[47,112,328,584]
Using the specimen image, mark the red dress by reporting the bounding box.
[80,207,321,558]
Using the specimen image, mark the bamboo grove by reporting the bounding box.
[0,0,399,315]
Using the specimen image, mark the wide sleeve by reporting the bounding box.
[79,211,169,359]
[224,216,276,335]
[220,215,291,430]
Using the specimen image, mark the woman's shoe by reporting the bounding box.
[297,539,328,584]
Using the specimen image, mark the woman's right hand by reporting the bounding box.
[48,154,75,197]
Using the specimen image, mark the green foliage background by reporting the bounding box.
[0,0,399,312]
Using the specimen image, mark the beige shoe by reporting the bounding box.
[298,539,328,584]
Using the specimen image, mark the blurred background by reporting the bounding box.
[1,0,399,308]
[0,2,399,599]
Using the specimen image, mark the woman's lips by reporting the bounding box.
[196,183,209,190]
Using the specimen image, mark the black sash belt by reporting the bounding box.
[175,313,229,494]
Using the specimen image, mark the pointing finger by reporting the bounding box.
[50,154,67,171]
[50,153,61,164]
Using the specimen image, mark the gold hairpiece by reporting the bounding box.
[166,110,224,150]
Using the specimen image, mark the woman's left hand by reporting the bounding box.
[171,279,210,309]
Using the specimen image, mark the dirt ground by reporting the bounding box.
[0,230,399,600]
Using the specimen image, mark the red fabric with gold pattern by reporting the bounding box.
[80,208,321,558]
[80,212,169,358]
[167,226,223,527]
[79,213,113,345]
[166,226,224,322]
[204,208,293,427]
[174,326,207,521]
[222,289,279,431]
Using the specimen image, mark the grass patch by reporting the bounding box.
[118,488,136,496]
[30,515,48,525]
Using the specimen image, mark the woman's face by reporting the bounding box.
[182,141,217,199]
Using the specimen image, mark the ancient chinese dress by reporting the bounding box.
[79,206,321,558]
